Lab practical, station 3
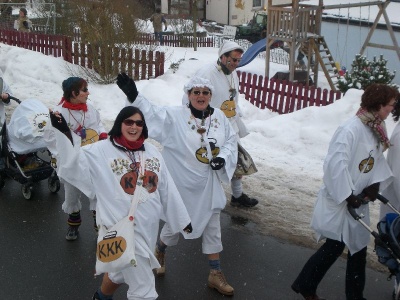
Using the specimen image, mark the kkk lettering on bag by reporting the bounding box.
[97,230,129,263]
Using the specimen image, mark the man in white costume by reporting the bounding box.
[0,77,13,127]
[183,40,258,208]
[291,84,398,300]
[44,106,191,300]
[117,73,238,296]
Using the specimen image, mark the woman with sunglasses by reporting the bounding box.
[116,74,238,296]
[45,106,191,300]
[53,77,108,241]
[182,40,258,208]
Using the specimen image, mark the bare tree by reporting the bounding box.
[38,0,152,83]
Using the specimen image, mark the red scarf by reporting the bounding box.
[114,135,145,150]
[60,97,88,112]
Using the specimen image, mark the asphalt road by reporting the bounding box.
[0,177,395,300]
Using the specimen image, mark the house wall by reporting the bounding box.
[205,0,290,26]
[160,0,292,25]
[161,0,168,13]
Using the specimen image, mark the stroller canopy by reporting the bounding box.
[7,99,50,154]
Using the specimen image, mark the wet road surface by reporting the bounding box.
[0,178,394,300]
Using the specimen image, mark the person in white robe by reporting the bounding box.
[380,98,400,219]
[0,77,13,127]
[182,41,258,208]
[44,106,191,300]
[53,77,108,241]
[291,84,398,300]
[117,74,238,296]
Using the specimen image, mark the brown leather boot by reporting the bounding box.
[153,248,165,277]
[207,269,234,296]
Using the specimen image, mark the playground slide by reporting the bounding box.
[238,38,284,68]
[238,38,267,68]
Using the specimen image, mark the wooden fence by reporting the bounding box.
[237,71,342,114]
[0,29,165,80]
[137,33,214,47]
[0,29,342,113]
[71,29,214,48]
[0,29,70,59]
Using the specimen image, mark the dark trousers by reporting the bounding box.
[292,238,367,300]
[154,32,164,45]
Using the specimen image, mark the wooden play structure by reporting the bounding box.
[265,0,400,91]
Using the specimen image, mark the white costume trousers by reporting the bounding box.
[108,255,157,300]
[160,212,222,254]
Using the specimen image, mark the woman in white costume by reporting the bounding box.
[45,106,191,300]
[116,73,238,296]
[54,77,108,241]
[380,96,400,219]
[292,84,398,300]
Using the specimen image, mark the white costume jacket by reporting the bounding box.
[380,122,400,217]
[44,129,191,268]
[54,102,106,145]
[133,94,238,239]
[311,116,392,254]
[0,78,12,126]
[183,63,249,138]
[54,102,106,212]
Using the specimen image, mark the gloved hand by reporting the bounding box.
[210,157,225,170]
[346,193,362,209]
[362,182,380,201]
[1,93,10,104]
[23,21,29,29]
[117,73,138,103]
[183,223,192,234]
[50,111,73,145]
[50,111,69,131]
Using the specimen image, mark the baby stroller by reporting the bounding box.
[348,194,400,300]
[0,97,60,200]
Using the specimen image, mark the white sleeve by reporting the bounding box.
[43,125,96,199]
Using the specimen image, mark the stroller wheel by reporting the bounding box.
[48,176,60,193]
[21,184,34,200]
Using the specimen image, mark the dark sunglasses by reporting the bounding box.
[122,119,145,127]
[81,87,89,92]
[229,56,241,63]
[192,90,211,96]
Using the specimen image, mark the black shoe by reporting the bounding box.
[92,291,100,300]
[230,193,258,208]
[65,226,79,241]
[291,282,300,294]
[92,291,113,300]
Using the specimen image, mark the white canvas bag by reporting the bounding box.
[95,186,148,275]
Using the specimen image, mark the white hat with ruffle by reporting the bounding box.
[183,76,214,95]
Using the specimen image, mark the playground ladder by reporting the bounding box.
[309,36,339,92]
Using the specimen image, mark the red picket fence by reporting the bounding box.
[0,29,165,80]
[69,42,164,80]
[0,29,342,110]
[237,71,342,114]
[0,29,70,60]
